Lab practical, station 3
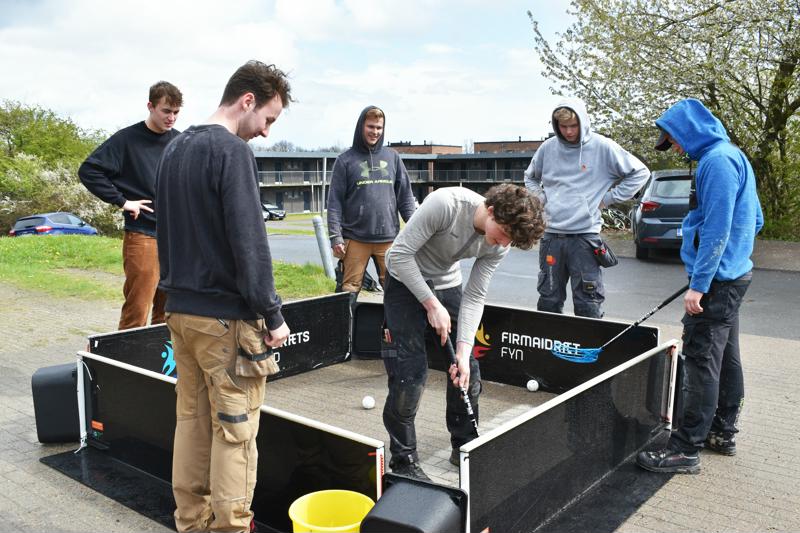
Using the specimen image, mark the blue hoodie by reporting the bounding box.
[524,98,650,233]
[655,99,764,292]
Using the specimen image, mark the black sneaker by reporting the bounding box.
[391,457,431,481]
[449,449,459,466]
[636,448,700,474]
[705,432,737,456]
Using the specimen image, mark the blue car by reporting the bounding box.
[8,212,98,237]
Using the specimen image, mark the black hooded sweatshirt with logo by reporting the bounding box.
[327,106,416,245]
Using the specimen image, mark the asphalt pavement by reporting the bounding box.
[0,226,798,532]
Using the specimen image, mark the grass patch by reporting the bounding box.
[0,235,334,302]
[268,228,315,237]
[0,235,124,299]
[274,261,335,298]
[285,212,323,221]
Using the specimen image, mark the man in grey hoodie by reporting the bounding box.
[327,106,416,294]
[524,98,649,317]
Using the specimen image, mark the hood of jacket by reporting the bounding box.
[655,98,730,161]
[552,97,592,146]
[351,105,385,153]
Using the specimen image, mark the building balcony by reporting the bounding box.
[431,169,522,182]
[258,171,323,186]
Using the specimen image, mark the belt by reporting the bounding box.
[547,232,596,238]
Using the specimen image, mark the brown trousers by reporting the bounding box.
[167,313,266,533]
[119,230,166,330]
[341,239,392,293]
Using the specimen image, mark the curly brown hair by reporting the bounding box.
[484,184,545,250]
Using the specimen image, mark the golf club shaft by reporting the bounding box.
[600,283,690,350]
[445,337,479,436]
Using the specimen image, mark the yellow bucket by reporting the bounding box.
[288,489,375,532]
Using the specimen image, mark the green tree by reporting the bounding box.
[529,0,800,238]
[0,101,102,169]
[0,101,119,235]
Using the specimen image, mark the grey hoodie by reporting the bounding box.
[327,106,416,245]
[524,98,649,234]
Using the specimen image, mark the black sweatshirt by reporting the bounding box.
[78,121,179,236]
[155,125,284,330]
[327,105,416,245]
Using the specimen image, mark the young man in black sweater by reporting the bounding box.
[156,61,291,533]
[78,81,182,330]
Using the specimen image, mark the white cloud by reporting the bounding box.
[0,0,574,148]
[422,43,459,55]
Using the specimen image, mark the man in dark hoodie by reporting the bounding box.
[156,61,291,532]
[637,99,763,474]
[524,98,649,318]
[327,106,416,294]
[79,81,182,330]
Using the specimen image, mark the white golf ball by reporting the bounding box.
[361,395,376,409]
[526,379,539,392]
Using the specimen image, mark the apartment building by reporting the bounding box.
[253,138,543,213]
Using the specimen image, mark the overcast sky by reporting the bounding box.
[0,0,575,150]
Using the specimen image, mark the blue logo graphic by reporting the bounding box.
[161,341,177,376]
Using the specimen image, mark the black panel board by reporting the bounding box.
[80,357,379,533]
[41,448,179,531]
[40,447,281,533]
[88,293,352,380]
[352,302,383,359]
[426,304,659,393]
[468,350,671,533]
[536,433,672,533]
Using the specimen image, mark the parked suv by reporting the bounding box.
[630,169,693,260]
[8,212,98,237]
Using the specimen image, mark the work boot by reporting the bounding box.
[705,431,737,456]
[390,456,431,481]
[636,448,700,474]
[449,449,459,466]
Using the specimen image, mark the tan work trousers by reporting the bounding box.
[341,239,392,293]
[119,230,166,330]
[167,313,265,533]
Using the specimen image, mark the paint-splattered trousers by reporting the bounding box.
[536,232,605,318]
[669,272,752,453]
[167,313,268,533]
[381,276,481,467]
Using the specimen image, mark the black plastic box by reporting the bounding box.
[361,473,467,533]
[31,363,79,443]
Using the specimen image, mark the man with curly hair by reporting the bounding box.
[380,184,545,479]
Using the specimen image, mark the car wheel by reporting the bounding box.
[635,243,649,260]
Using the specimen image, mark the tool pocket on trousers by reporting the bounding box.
[580,271,605,301]
[213,371,253,444]
[681,323,713,362]
[235,319,279,378]
[585,236,618,268]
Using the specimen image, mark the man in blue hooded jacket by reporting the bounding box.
[524,98,649,318]
[637,98,764,474]
[327,106,416,294]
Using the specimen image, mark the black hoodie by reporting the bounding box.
[327,106,416,245]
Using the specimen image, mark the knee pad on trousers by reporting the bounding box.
[392,383,424,418]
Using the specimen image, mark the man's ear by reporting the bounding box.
[241,92,256,110]
[147,101,155,112]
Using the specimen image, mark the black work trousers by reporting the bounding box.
[381,275,481,467]
[669,272,752,453]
